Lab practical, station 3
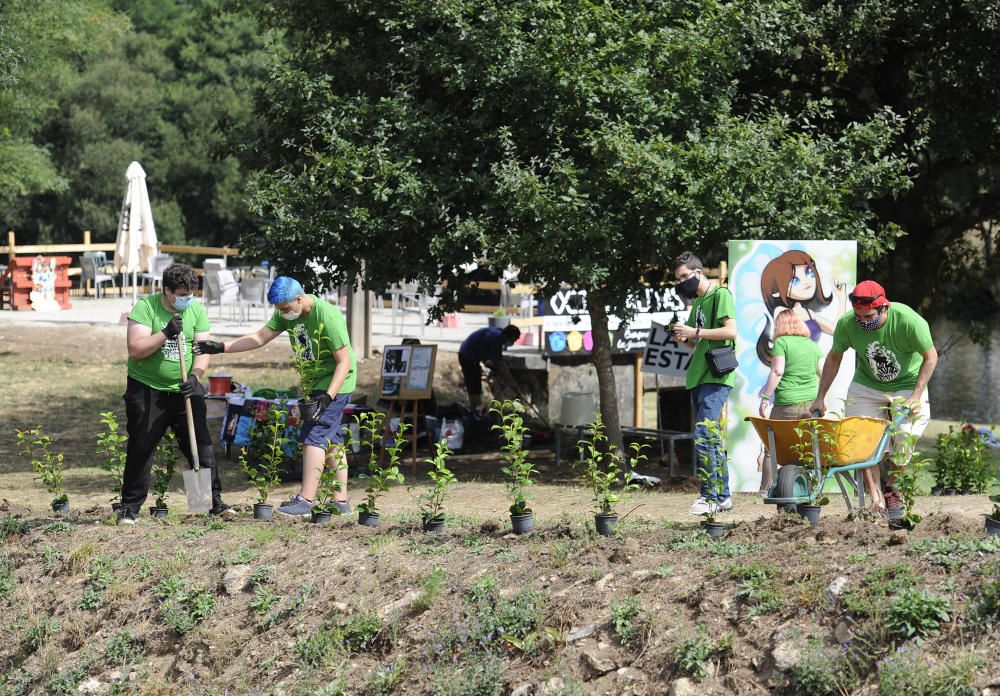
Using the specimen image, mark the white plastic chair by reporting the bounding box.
[80,255,116,298]
[141,254,173,293]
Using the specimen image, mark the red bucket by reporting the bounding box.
[208,374,233,395]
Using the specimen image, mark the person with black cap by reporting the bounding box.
[810,280,937,515]
[458,324,522,412]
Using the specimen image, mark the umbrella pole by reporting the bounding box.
[132,270,138,304]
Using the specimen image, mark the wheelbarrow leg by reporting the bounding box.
[834,471,854,514]
[855,469,865,509]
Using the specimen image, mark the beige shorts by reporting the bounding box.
[844,381,930,467]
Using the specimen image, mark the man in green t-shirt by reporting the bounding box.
[196,276,357,517]
[670,251,738,516]
[810,280,938,516]
[121,263,234,524]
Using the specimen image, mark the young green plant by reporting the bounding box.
[576,413,641,516]
[152,432,178,509]
[413,438,457,523]
[491,399,538,516]
[695,417,730,522]
[289,323,334,400]
[241,406,288,505]
[313,437,348,514]
[890,430,931,529]
[356,411,406,515]
[16,428,67,509]
[790,418,833,507]
[96,411,128,506]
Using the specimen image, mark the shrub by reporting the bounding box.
[356,411,405,515]
[241,407,287,506]
[576,413,642,516]
[96,411,128,506]
[491,399,538,516]
[16,428,67,508]
[884,588,952,642]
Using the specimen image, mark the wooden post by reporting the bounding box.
[7,230,14,264]
[633,353,643,428]
[82,230,91,295]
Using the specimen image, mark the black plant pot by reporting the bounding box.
[986,516,1000,536]
[149,507,169,520]
[358,511,379,528]
[594,513,618,537]
[253,503,273,521]
[311,510,332,524]
[796,503,822,527]
[299,399,321,423]
[510,513,534,535]
[422,515,446,533]
[945,488,958,496]
[703,521,725,539]
[931,486,943,496]
[888,516,914,531]
[51,500,69,514]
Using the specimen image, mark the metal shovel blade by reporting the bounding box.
[182,467,213,514]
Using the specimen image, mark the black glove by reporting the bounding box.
[162,314,183,339]
[180,375,201,398]
[314,392,333,413]
[195,340,225,355]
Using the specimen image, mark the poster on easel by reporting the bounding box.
[379,344,437,400]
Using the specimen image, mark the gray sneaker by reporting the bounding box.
[118,509,139,525]
[331,499,352,515]
[275,494,315,517]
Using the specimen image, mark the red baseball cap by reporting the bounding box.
[849,280,890,309]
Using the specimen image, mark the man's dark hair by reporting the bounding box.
[162,263,198,292]
[502,325,522,343]
[672,251,703,272]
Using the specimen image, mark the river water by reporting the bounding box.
[927,320,997,423]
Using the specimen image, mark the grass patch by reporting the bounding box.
[412,566,446,612]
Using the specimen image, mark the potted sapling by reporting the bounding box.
[241,407,288,520]
[488,308,510,329]
[887,432,930,531]
[413,439,457,533]
[290,324,333,423]
[492,399,539,533]
[150,433,177,519]
[312,438,348,524]
[96,411,128,514]
[790,419,831,527]
[17,428,69,514]
[355,411,406,528]
[984,495,1000,536]
[694,418,729,537]
[576,414,639,537]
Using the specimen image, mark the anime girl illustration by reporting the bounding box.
[755,250,846,365]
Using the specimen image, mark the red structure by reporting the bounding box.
[8,256,73,311]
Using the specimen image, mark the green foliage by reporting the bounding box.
[77,555,115,610]
[151,431,178,509]
[884,589,952,642]
[290,325,334,397]
[248,565,275,588]
[21,616,60,654]
[672,627,732,682]
[609,597,644,646]
[41,547,63,575]
[844,562,922,618]
[96,411,128,505]
[355,411,405,515]
[491,399,538,515]
[104,629,144,667]
[0,517,28,543]
[412,566,446,613]
[340,613,384,653]
[792,646,860,696]
[666,532,763,557]
[294,624,340,669]
[431,653,505,696]
[250,585,280,617]
[155,576,216,634]
[789,418,834,505]
[695,417,735,519]
[16,428,66,507]
[890,423,931,527]
[413,439,457,523]
[241,406,287,507]
[989,494,1000,521]
[361,660,407,696]
[40,521,72,535]
[969,577,1000,624]
[0,553,16,599]
[576,413,642,516]
[877,645,981,696]
[908,535,1000,570]
[933,425,992,493]
[730,562,783,616]
[313,437,348,515]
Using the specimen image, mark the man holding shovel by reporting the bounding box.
[120,263,234,524]
[195,276,357,518]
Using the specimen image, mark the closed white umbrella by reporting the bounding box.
[113,161,159,303]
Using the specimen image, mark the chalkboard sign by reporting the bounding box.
[378,344,437,400]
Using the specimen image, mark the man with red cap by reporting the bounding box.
[810,280,937,516]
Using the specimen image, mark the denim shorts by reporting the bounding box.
[301,392,350,449]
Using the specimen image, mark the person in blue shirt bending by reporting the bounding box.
[458,325,521,411]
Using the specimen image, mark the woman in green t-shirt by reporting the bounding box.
[757,310,823,493]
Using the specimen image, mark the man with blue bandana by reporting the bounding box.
[120,263,233,524]
[196,276,357,518]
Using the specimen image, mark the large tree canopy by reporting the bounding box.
[244,0,913,446]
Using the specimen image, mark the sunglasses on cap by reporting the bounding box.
[849,293,883,305]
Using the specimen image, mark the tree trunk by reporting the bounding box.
[588,292,624,453]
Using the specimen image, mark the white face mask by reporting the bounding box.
[280,309,301,321]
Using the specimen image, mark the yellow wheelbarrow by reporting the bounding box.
[746,410,909,514]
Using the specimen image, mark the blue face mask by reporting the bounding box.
[172,294,195,311]
[856,309,884,333]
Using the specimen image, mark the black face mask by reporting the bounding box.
[676,275,700,299]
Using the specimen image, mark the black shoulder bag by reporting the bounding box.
[704,287,738,377]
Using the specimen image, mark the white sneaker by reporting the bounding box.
[688,497,718,516]
[717,497,734,512]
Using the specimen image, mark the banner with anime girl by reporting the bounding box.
[726,240,857,492]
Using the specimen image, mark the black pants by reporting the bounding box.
[122,376,222,513]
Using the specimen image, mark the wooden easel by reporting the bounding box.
[377,344,438,473]
[380,398,421,472]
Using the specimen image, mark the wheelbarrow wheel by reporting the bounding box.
[775,464,809,512]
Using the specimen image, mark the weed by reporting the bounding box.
[248,564,275,588]
[341,612,384,652]
[206,517,228,531]
[431,652,505,696]
[21,616,60,654]
[294,624,339,668]
[104,629,145,667]
[404,538,453,556]
[791,645,860,695]
[181,527,207,539]
[672,626,732,682]
[908,536,1000,569]
[156,576,216,634]
[551,542,572,568]
[655,563,674,577]
[610,597,644,645]
[877,644,981,696]
[968,577,1000,624]
[413,565,446,612]
[844,562,922,618]
[884,588,952,642]
[467,574,499,605]
[232,546,259,565]
[0,516,28,543]
[78,555,115,610]
[41,547,62,575]
[667,532,763,557]
[361,660,407,696]
[368,533,399,554]
[730,562,783,616]
[250,585,281,617]
[40,521,72,535]
[461,534,490,555]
